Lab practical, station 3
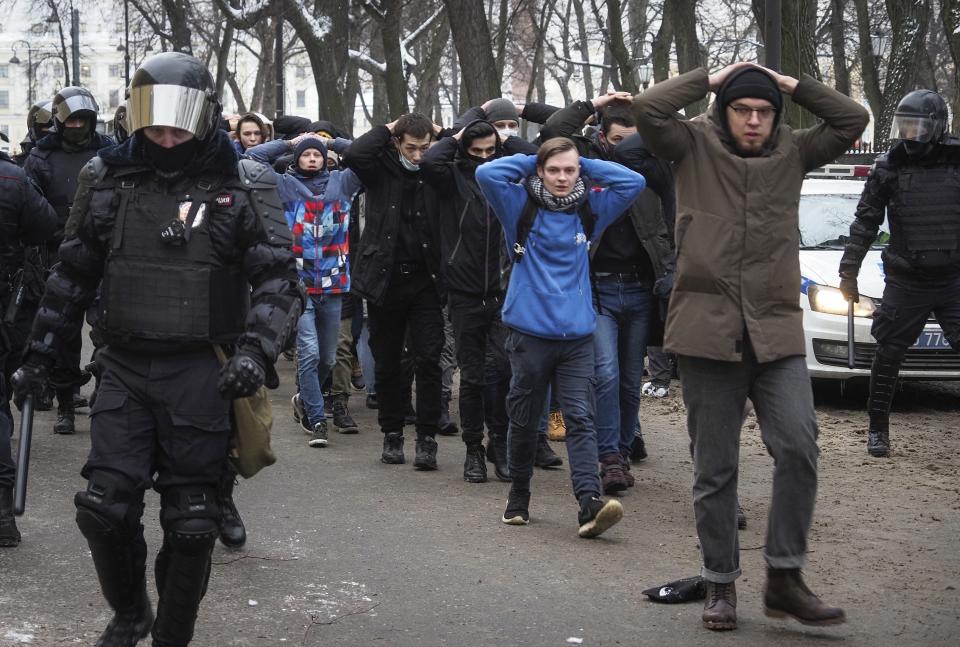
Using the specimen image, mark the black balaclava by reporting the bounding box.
[139,132,202,174]
[61,115,94,151]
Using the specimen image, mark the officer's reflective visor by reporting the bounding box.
[889,115,934,143]
[31,106,54,126]
[54,95,98,123]
[128,84,213,139]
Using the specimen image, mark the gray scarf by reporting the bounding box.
[527,175,586,211]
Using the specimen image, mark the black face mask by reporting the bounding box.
[142,136,200,174]
[61,125,92,149]
[903,140,934,159]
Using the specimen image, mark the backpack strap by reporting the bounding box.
[512,197,539,263]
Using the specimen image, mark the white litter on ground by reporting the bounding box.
[248,599,258,606]
[3,631,34,644]
[566,639,583,645]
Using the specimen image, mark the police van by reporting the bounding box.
[799,166,960,380]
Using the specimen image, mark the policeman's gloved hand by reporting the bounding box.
[218,348,267,399]
[839,277,859,303]
[11,360,50,410]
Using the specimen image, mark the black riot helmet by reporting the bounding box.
[889,90,949,157]
[27,99,54,142]
[51,86,100,131]
[128,52,220,140]
[113,102,130,143]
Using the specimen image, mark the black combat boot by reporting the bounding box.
[437,394,459,436]
[413,435,438,470]
[331,394,359,434]
[867,347,901,458]
[381,432,405,464]
[54,388,75,435]
[217,470,246,549]
[463,445,487,483]
[534,435,563,468]
[490,433,510,482]
[95,582,153,647]
[0,487,21,547]
[152,523,217,647]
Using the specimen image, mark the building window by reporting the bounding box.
[109,89,119,108]
[109,64,122,78]
[0,65,8,78]
[296,90,306,108]
[81,64,91,78]
[296,65,306,79]
[0,91,8,110]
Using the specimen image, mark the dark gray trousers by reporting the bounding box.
[679,341,819,583]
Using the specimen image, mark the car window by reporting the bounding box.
[798,193,889,249]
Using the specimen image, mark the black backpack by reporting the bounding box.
[512,189,597,263]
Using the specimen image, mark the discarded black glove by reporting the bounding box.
[217,351,266,399]
[642,576,705,603]
[11,361,50,410]
[839,276,859,304]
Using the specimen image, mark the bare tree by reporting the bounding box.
[942,0,960,131]
[443,0,502,108]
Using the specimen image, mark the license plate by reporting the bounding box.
[912,330,952,349]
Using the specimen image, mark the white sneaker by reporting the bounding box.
[641,382,669,398]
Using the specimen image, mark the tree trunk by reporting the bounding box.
[829,0,850,95]
[651,1,674,83]
[414,15,451,115]
[573,0,595,99]
[250,16,276,115]
[942,0,960,132]
[780,0,820,128]
[161,0,193,53]
[875,0,932,144]
[628,0,650,60]
[443,0,502,108]
[673,0,706,115]
[592,0,639,93]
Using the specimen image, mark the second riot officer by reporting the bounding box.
[839,90,960,457]
[12,52,302,646]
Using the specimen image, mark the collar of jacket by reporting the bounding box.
[285,165,331,195]
[99,129,239,174]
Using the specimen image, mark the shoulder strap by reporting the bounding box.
[513,197,539,263]
[110,177,138,251]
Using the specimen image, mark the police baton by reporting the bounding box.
[846,300,856,370]
[13,394,34,516]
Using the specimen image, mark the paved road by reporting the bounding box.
[1,357,957,646]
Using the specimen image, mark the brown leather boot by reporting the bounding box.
[764,568,846,626]
[702,580,737,630]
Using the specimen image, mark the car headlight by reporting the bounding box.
[808,284,876,317]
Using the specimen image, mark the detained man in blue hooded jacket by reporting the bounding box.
[476,136,644,538]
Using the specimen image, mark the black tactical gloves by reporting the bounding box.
[217,347,267,399]
[839,276,859,303]
[11,360,50,409]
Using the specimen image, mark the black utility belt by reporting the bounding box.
[592,271,647,283]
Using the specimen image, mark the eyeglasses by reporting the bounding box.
[728,105,776,120]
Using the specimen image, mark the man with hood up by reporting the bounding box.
[634,62,869,631]
[245,133,363,448]
[421,120,537,484]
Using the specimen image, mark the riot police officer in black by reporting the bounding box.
[11,52,302,646]
[13,99,55,166]
[23,86,114,434]
[0,152,58,547]
[839,90,960,458]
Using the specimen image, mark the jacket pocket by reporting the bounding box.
[90,390,126,417]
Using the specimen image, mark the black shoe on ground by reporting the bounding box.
[381,432,404,464]
[463,445,487,483]
[413,436,438,470]
[73,392,89,409]
[630,432,648,462]
[0,487,21,547]
[331,395,359,434]
[490,434,511,482]
[95,585,154,647]
[54,411,75,435]
[308,421,329,447]
[366,393,379,410]
[534,435,563,468]
[438,421,460,436]
[577,496,624,538]
[502,488,530,525]
[218,475,246,549]
[291,393,309,431]
[867,427,890,457]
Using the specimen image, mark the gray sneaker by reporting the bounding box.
[308,421,329,447]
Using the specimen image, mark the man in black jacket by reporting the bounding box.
[839,89,960,458]
[345,113,446,469]
[543,94,675,493]
[421,120,537,483]
[0,152,58,548]
[11,52,301,645]
[23,86,114,435]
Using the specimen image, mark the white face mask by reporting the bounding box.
[498,128,519,140]
[398,152,420,172]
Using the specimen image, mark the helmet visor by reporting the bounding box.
[889,115,935,143]
[128,84,214,139]
[54,94,99,123]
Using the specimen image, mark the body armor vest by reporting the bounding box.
[888,161,960,270]
[98,173,249,349]
[46,148,98,228]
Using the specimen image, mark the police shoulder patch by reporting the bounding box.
[215,193,234,207]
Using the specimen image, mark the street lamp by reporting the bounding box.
[9,40,35,107]
[637,63,653,90]
[870,33,889,59]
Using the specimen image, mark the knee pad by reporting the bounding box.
[160,484,219,554]
[75,470,144,541]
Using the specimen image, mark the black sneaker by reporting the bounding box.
[630,432,648,463]
[413,436,438,470]
[404,402,417,426]
[577,496,624,538]
[534,435,563,468]
[366,394,379,410]
[502,489,530,525]
[438,421,460,436]
[292,393,306,422]
[308,421,329,447]
[463,445,487,483]
[867,427,890,457]
[381,432,404,464]
[331,395,359,434]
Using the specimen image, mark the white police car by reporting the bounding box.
[799,174,960,380]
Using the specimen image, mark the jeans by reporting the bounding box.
[646,346,673,387]
[357,317,376,396]
[679,338,819,583]
[592,279,652,458]
[367,271,443,438]
[448,293,510,447]
[505,331,601,500]
[297,294,343,426]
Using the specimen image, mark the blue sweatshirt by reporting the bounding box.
[476,154,645,339]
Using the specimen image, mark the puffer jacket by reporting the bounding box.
[633,68,869,363]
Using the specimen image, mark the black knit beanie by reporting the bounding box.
[294,137,327,166]
[717,68,782,114]
[484,98,519,124]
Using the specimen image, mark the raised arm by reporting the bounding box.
[475,154,536,249]
[580,157,645,234]
[632,68,713,163]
